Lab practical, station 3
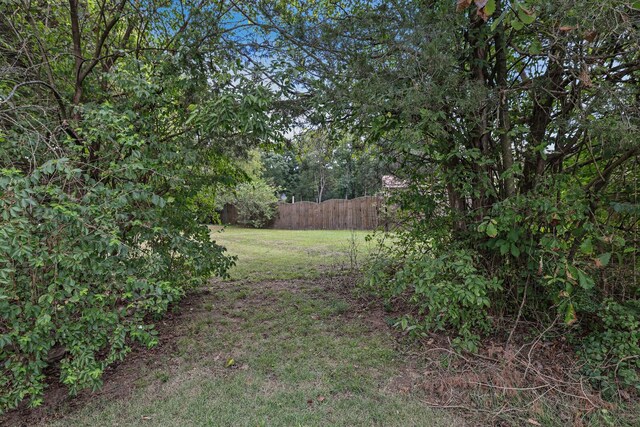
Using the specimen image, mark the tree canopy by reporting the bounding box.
[233,0,640,397]
[0,0,282,410]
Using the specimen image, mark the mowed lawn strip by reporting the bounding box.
[210,226,375,281]
[35,228,460,426]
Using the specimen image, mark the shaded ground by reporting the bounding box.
[3,228,637,426]
[2,276,459,427]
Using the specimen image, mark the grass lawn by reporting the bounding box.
[28,228,459,427]
[210,226,377,281]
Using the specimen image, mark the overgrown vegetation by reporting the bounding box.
[0,1,280,412]
[2,229,462,427]
[2,0,639,419]
[211,152,280,228]
[234,0,640,402]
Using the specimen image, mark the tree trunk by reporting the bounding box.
[494,0,515,198]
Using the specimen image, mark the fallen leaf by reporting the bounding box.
[579,69,593,87]
[527,419,542,426]
[559,26,576,32]
[456,0,472,12]
[584,30,597,42]
[619,388,631,401]
[317,396,326,402]
[226,358,235,367]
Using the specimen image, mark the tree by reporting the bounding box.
[232,0,640,394]
[330,140,384,199]
[296,130,335,202]
[0,0,281,411]
[265,133,384,202]
[262,150,300,200]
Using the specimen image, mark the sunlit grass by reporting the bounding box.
[210,226,376,281]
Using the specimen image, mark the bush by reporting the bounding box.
[0,156,234,411]
[0,3,275,409]
[217,180,280,228]
[579,300,640,399]
[364,175,640,395]
[365,243,501,353]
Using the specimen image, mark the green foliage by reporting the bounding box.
[217,180,280,228]
[579,300,640,399]
[0,146,233,410]
[263,133,384,202]
[262,150,300,198]
[0,0,280,412]
[366,243,501,353]
[251,0,640,397]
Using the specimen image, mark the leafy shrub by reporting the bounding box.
[365,244,501,353]
[217,180,280,228]
[0,2,277,410]
[579,300,640,399]
[0,154,234,410]
[365,174,639,393]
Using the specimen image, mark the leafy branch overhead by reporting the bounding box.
[235,0,640,402]
[457,0,535,26]
[0,0,281,412]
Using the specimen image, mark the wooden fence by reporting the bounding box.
[272,196,381,230]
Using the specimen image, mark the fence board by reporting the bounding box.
[271,196,381,230]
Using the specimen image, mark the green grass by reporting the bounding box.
[20,228,638,427]
[52,282,457,426]
[42,228,458,426]
[210,226,375,281]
